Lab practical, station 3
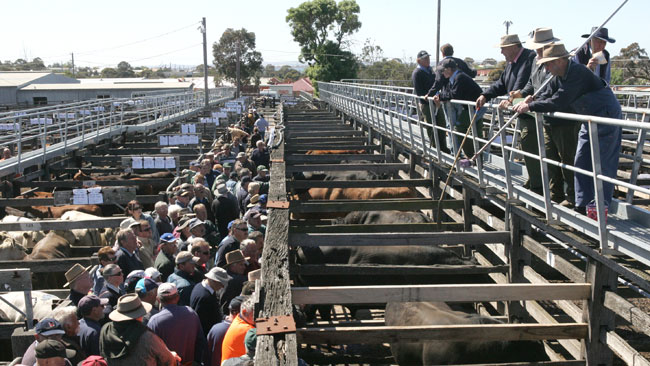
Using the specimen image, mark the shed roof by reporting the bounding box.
[19,82,193,91]
[0,72,53,87]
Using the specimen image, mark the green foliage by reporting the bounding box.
[487,61,506,82]
[286,0,361,83]
[0,57,47,71]
[358,58,414,86]
[611,42,650,84]
[100,68,119,78]
[360,38,383,65]
[263,64,303,81]
[212,28,263,88]
[116,61,135,78]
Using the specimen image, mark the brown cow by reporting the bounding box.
[16,191,102,219]
[73,169,173,195]
[28,231,74,289]
[306,149,365,155]
[298,187,416,200]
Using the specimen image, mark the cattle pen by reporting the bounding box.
[256,89,650,366]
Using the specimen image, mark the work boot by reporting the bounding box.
[559,200,574,208]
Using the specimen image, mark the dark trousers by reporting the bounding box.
[420,102,449,153]
[544,121,581,203]
[453,106,483,159]
[518,114,542,191]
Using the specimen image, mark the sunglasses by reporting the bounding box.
[111,272,123,277]
[141,227,151,231]
[131,207,142,211]
[235,227,247,231]
[201,251,210,255]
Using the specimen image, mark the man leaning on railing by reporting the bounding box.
[513,43,622,215]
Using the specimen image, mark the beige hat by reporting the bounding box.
[525,28,560,49]
[247,194,260,208]
[247,269,261,282]
[175,251,199,265]
[224,250,250,268]
[109,293,152,322]
[101,264,122,277]
[536,43,570,65]
[496,34,522,48]
[63,263,90,288]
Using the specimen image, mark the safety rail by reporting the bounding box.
[318,81,650,272]
[0,87,235,178]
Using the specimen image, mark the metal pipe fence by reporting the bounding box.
[319,81,650,267]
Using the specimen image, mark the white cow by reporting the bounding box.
[0,291,59,322]
[60,211,111,247]
[0,236,27,260]
[0,215,46,249]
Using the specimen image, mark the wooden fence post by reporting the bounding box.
[582,259,616,365]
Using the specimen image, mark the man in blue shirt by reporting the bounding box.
[148,283,207,365]
[113,229,144,279]
[77,295,108,356]
[412,50,449,153]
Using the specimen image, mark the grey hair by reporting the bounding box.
[248,182,260,193]
[154,201,168,210]
[116,228,134,246]
[241,296,255,315]
[52,306,78,326]
[240,239,256,253]
[168,205,182,217]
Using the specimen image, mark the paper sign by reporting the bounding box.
[189,135,199,144]
[181,124,189,134]
[154,157,165,169]
[168,136,178,146]
[188,124,196,133]
[180,135,190,145]
[56,113,76,119]
[0,123,18,130]
[87,187,103,204]
[159,136,169,146]
[93,106,105,112]
[72,188,89,205]
[132,157,143,169]
[80,110,92,116]
[14,112,27,117]
[165,157,176,169]
[30,118,53,125]
[143,157,155,169]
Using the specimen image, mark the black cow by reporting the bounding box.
[385,302,549,365]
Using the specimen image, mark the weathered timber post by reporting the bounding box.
[582,259,616,365]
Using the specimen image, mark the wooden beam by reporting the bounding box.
[521,235,585,284]
[286,137,367,143]
[289,198,464,213]
[295,263,510,276]
[291,283,591,304]
[0,217,124,231]
[285,154,386,163]
[0,269,31,291]
[290,222,465,233]
[296,323,588,344]
[289,231,511,247]
[0,257,97,272]
[287,178,433,189]
[286,130,363,137]
[19,178,175,189]
[285,163,409,173]
[603,330,650,366]
[285,145,378,152]
[604,291,650,338]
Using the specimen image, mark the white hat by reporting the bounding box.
[157,282,178,297]
[215,183,228,197]
[144,267,161,281]
[205,267,232,285]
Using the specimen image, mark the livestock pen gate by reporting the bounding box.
[255,98,650,365]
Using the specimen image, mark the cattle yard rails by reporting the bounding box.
[256,103,650,365]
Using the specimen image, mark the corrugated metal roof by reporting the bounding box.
[19,82,193,91]
[0,72,52,87]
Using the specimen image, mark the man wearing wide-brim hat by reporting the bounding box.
[64,263,93,306]
[511,28,579,206]
[513,43,622,213]
[99,293,177,365]
[219,250,249,315]
[574,26,616,83]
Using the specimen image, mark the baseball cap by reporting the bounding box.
[417,50,430,59]
[244,328,257,353]
[259,194,267,204]
[144,267,161,280]
[175,251,199,265]
[78,295,109,315]
[229,296,246,312]
[439,57,458,70]
[35,318,65,336]
[157,282,178,297]
[81,355,108,366]
[135,278,159,295]
[257,165,268,172]
[237,152,246,158]
[159,233,177,243]
[35,339,75,360]
[189,218,205,230]
[223,162,233,169]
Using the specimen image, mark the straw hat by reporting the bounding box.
[108,293,152,322]
[63,263,90,288]
[536,43,570,65]
[247,194,260,208]
[248,269,261,282]
[496,34,522,48]
[525,28,560,49]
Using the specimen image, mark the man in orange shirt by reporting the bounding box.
[221,296,255,362]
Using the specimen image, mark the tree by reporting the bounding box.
[100,68,119,78]
[116,61,135,78]
[464,57,475,67]
[358,58,414,86]
[482,58,497,66]
[360,38,383,65]
[487,61,506,82]
[263,64,277,77]
[212,28,263,90]
[286,0,361,85]
[611,42,650,84]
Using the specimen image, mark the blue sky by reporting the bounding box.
[1,0,646,69]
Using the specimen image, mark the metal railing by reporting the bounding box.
[0,87,235,177]
[318,81,650,268]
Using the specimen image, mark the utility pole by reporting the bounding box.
[201,17,209,109]
[503,20,513,35]
[71,52,75,78]
[236,41,241,99]
[436,0,441,65]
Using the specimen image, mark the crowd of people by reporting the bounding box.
[19,107,273,366]
[413,26,622,215]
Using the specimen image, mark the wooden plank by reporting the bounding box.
[288,178,433,189]
[53,187,136,205]
[291,283,591,304]
[289,231,511,247]
[289,198,464,213]
[0,323,23,339]
[0,217,124,231]
[285,144,378,152]
[287,137,367,143]
[285,163,410,173]
[296,323,588,344]
[0,257,97,273]
[286,130,363,137]
[0,269,31,291]
[0,198,52,207]
[604,291,650,337]
[602,331,650,366]
[105,148,200,155]
[19,178,175,188]
[295,263,510,276]
[51,167,175,175]
[285,154,386,163]
[522,235,585,284]
[290,222,465,233]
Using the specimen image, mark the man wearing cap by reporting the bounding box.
[412,50,444,151]
[187,218,207,246]
[251,141,270,169]
[215,219,249,269]
[173,215,192,245]
[155,233,178,282]
[148,283,206,365]
[35,339,76,366]
[90,247,116,296]
[78,295,109,356]
[114,229,144,279]
[135,278,159,325]
[63,263,93,306]
[574,27,615,83]
[246,211,266,235]
[100,293,176,365]
[22,318,66,366]
[220,250,249,315]
[425,57,485,158]
[476,34,539,192]
[511,28,579,205]
[52,305,85,365]
[99,264,125,316]
[191,267,231,336]
[513,43,622,212]
[253,165,269,183]
[172,190,192,211]
[167,251,202,306]
[212,183,240,238]
[215,163,232,186]
[234,152,256,177]
[206,296,243,366]
[221,296,255,363]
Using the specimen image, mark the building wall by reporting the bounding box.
[16,88,187,105]
[0,87,17,106]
